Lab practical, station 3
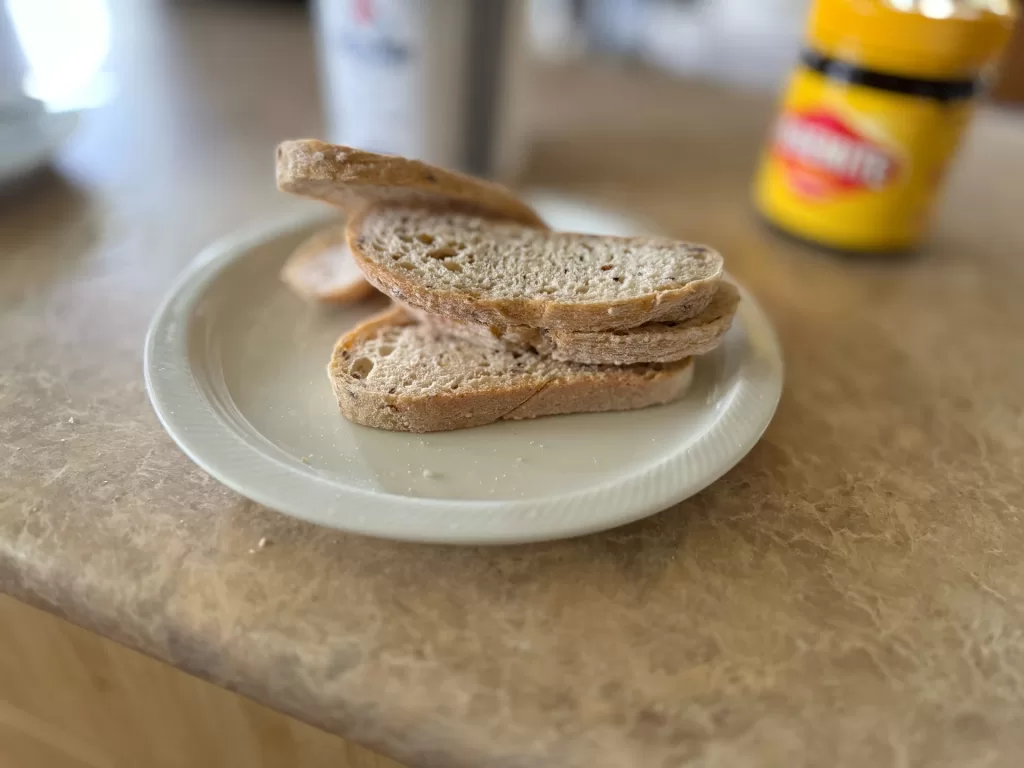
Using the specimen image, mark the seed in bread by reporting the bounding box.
[276,140,546,227]
[329,307,694,433]
[407,281,740,365]
[281,226,376,304]
[347,204,724,332]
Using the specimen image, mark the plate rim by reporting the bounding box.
[144,204,784,544]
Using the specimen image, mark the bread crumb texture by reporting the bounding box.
[354,206,721,306]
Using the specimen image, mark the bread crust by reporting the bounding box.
[406,282,739,365]
[276,140,547,228]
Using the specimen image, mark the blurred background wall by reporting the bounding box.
[7,0,1021,125]
[530,0,811,90]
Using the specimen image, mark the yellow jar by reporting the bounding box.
[754,0,1017,252]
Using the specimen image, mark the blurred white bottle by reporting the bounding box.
[313,0,529,180]
[0,2,28,109]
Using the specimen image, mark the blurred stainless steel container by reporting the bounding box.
[313,0,529,180]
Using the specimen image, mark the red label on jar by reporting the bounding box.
[771,109,900,199]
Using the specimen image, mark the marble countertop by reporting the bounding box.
[4,4,1024,767]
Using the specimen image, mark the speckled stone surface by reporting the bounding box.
[3,6,1024,768]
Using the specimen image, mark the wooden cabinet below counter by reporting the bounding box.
[0,596,405,768]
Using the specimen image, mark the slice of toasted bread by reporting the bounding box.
[328,307,694,433]
[276,140,546,227]
[347,204,724,332]
[408,282,740,365]
[281,226,376,304]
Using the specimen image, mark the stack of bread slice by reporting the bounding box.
[277,140,738,433]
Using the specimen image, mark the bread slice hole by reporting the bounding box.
[600,264,613,271]
[377,345,394,357]
[397,260,414,270]
[417,234,435,245]
[612,276,623,283]
[349,357,374,379]
[442,261,462,272]
[427,246,457,260]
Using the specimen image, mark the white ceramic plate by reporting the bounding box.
[145,197,783,544]
[0,107,79,187]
